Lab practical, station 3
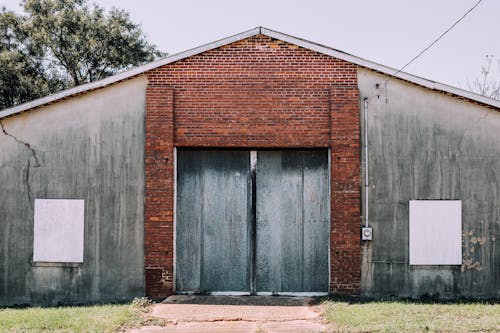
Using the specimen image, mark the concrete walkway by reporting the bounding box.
[129,295,328,333]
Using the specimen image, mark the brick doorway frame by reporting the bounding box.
[143,70,361,299]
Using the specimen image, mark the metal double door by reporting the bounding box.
[176,150,329,294]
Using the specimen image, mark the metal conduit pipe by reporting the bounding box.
[362,98,372,240]
[363,98,369,228]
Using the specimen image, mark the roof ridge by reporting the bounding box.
[1,26,499,119]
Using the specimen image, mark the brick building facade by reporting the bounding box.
[1,27,498,306]
[144,35,361,297]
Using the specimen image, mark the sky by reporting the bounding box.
[3,0,500,89]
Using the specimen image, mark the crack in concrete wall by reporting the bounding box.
[0,119,40,167]
[25,159,32,202]
[0,119,40,202]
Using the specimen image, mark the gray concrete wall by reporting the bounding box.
[358,68,500,299]
[0,76,147,306]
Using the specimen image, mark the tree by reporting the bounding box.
[0,0,165,109]
[467,55,500,100]
[23,0,165,86]
[0,7,61,109]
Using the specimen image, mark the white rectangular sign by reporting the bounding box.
[33,199,85,263]
[409,200,462,265]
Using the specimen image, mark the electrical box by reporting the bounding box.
[362,227,373,241]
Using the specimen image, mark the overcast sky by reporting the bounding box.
[3,0,499,89]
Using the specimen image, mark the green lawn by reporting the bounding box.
[2,299,499,333]
[0,301,151,333]
[322,300,500,332]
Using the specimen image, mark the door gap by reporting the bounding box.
[250,150,257,295]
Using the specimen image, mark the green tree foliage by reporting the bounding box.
[0,0,165,109]
[0,7,61,109]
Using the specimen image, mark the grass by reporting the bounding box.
[0,298,154,333]
[2,298,498,333]
[322,300,500,332]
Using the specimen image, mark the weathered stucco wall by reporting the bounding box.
[358,68,500,299]
[0,76,147,306]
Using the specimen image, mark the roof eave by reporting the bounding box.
[1,26,499,119]
[261,27,500,109]
[0,27,261,119]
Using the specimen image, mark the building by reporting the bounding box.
[0,27,498,306]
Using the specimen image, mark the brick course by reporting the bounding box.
[144,34,361,297]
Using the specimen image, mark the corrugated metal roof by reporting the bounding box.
[1,26,499,119]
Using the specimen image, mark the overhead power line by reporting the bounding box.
[368,0,483,102]
[393,0,483,78]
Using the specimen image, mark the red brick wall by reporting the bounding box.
[144,85,174,298]
[145,34,361,297]
[330,84,361,294]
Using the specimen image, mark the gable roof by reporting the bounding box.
[1,26,499,119]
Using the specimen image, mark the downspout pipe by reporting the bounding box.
[363,98,369,228]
